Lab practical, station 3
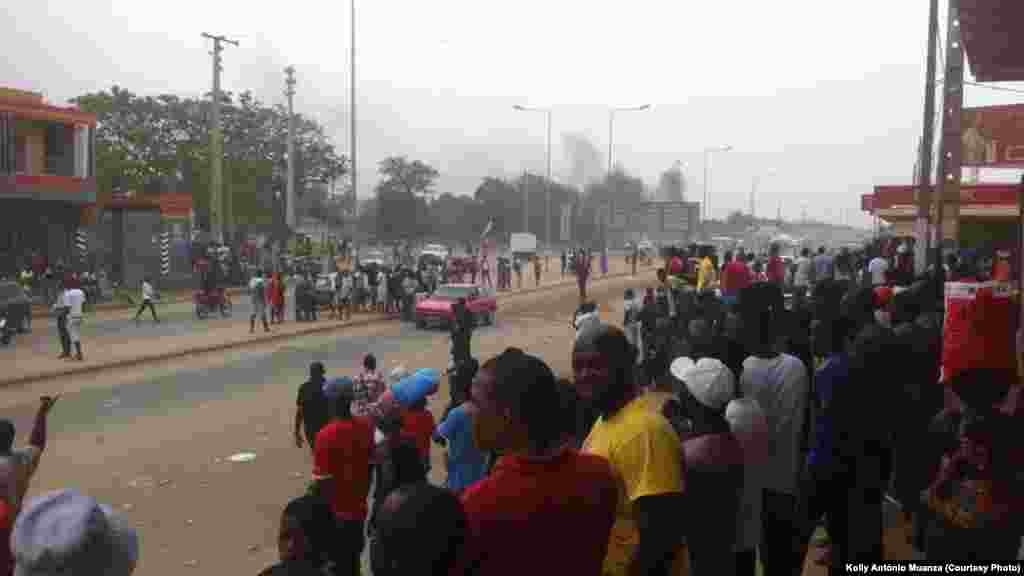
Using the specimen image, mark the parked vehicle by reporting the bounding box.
[313,273,338,308]
[415,283,496,329]
[510,233,537,257]
[0,280,31,345]
[194,287,232,319]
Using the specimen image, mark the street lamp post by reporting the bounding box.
[606,104,650,251]
[513,105,552,252]
[703,145,733,221]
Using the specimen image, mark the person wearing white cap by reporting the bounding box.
[671,357,744,576]
[11,489,138,576]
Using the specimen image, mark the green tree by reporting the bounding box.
[374,156,439,241]
[70,86,347,238]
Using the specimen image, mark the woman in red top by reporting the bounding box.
[268,273,285,324]
[766,244,786,286]
[401,397,436,471]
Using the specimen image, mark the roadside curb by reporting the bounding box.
[5,269,647,387]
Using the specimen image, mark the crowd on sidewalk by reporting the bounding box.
[3,238,1021,576]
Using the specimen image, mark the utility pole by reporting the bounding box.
[545,109,552,255]
[202,33,238,245]
[522,171,529,233]
[750,175,758,219]
[285,66,297,233]
[934,0,965,265]
[916,0,940,273]
[349,0,358,241]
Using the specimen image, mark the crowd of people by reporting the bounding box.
[250,238,1022,576]
[3,236,1022,576]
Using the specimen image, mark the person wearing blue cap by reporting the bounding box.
[11,489,138,576]
[312,376,373,576]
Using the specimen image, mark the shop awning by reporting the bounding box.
[960,0,1024,82]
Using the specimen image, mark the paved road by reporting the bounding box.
[1,288,269,358]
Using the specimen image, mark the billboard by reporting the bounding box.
[962,104,1024,167]
[610,201,700,244]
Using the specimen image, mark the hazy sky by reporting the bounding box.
[5,0,1024,228]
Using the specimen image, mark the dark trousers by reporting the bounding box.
[331,517,365,576]
[135,300,158,321]
[56,314,70,356]
[761,490,802,576]
[829,487,883,572]
[735,549,757,576]
[798,465,842,570]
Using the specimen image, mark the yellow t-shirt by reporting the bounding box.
[697,257,715,291]
[583,395,687,576]
[632,391,676,417]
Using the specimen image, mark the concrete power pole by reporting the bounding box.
[285,66,297,232]
[349,0,358,241]
[916,0,940,273]
[202,33,238,244]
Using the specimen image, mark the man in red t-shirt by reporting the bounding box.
[461,348,617,576]
[721,253,753,306]
[766,243,786,286]
[313,377,374,576]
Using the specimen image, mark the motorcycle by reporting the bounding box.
[0,315,13,346]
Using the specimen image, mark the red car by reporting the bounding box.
[415,283,496,329]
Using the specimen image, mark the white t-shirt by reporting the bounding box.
[142,281,155,302]
[64,289,85,317]
[793,257,813,287]
[739,354,808,496]
[868,257,889,286]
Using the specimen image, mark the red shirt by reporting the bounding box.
[400,408,435,461]
[721,261,752,294]
[313,417,374,520]
[767,256,785,284]
[0,500,12,576]
[670,256,684,275]
[460,450,617,576]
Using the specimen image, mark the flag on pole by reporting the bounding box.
[481,217,495,239]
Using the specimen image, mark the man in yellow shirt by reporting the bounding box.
[573,323,688,576]
[696,247,716,292]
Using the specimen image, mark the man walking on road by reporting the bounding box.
[52,282,70,360]
[63,279,86,361]
[133,277,159,324]
[576,249,591,305]
[249,271,270,334]
[295,362,329,454]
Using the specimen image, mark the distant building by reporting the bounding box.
[0,87,97,275]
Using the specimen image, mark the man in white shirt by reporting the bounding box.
[739,315,808,576]
[336,272,353,321]
[133,277,159,324]
[63,282,86,361]
[868,254,889,287]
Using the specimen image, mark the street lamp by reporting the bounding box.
[513,105,552,252]
[606,104,651,252]
[750,169,777,219]
[703,145,732,221]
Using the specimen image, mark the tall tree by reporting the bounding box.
[374,156,439,241]
[71,86,347,237]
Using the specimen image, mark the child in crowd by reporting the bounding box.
[257,494,335,576]
[401,397,435,474]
